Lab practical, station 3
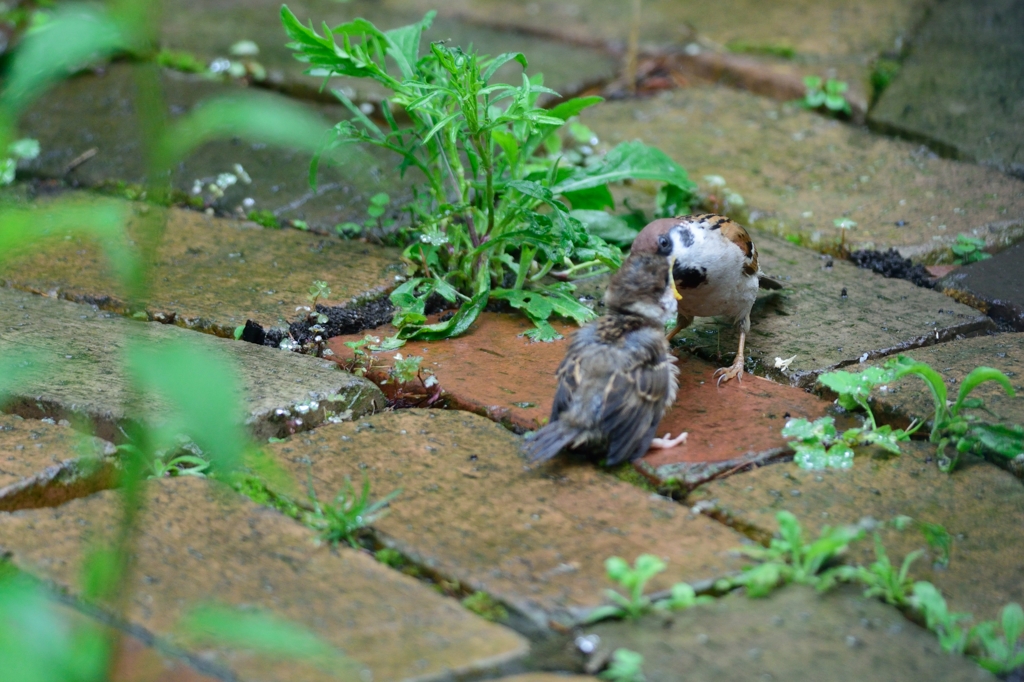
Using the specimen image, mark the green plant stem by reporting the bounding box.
[514,245,535,290]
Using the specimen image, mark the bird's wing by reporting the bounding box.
[599,339,676,465]
[718,218,760,278]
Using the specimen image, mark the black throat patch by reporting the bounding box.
[674,263,708,289]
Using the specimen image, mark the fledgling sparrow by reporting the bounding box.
[631,213,783,385]
[523,251,688,466]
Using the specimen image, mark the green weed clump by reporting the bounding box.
[801,76,851,116]
[281,7,694,342]
[782,356,1019,472]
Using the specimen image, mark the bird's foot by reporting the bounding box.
[713,361,745,386]
[650,432,688,449]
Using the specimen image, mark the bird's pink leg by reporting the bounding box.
[714,329,747,385]
[650,432,688,449]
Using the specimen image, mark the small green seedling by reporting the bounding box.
[461,592,508,622]
[819,533,922,607]
[389,353,423,385]
[803,76,851,115]
[587,554,711,623]
[783,366,920,469]
[587,554,665,622]
[726,510,862,597]
[884,355,1018,471]
[600,649,646,682]
[951,234,991,264]
[335,192,395,239]
[303,475,401,547]
[972,602,1024,675]
[1,138,40,185]
[912,582,974,654]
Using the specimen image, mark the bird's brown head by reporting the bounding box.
[604,252,676,323]
[630,217,681,257]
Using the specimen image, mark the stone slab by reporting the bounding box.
[0,414,116,512]
[159,0,617,100]
[0,476,529,681]
[581,86,1024,261]
[688,442,1024,621]
[870,0,1024,178]
[668,232,993,388]
[585,584,994,682]
[18,63,414,233]
[865,332,1024,434]
[1,197,401,335]
[327,313,829,471]
[411,0,918,59]
[939,242,1024,331]
[0,288,384,442]
[405,0,924,109]
[266,410,748,628]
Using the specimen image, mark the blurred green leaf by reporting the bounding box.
[126,338,248,473]
[0,5,126,124]
[156,93,329,169]
[0,199,135,287]
[176,604,353,674]
[0,572,109,682]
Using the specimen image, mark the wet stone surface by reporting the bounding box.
[870,0,1024,178]
[18,63,413,233]
[688,442,1024,621]
[328,312,830,471]
[938,242,1024,331]
[266,409,748,629]
[0,477,529,682]
[585,584,995,682]
[669,232,993,388]
[581,86,1024,261]
[1,197,401,335]
[0,414,116,512]
[0,287,384,442]
[159,0,617,101]
[864,332,1024,434]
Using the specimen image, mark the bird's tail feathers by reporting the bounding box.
[522,421,576,465]
[758,273,785,290]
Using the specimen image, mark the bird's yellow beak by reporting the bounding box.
[669,256,682,300]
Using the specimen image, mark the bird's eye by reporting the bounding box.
[657,235,670,253]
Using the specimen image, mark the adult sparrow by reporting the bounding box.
[523,252,688,466]
[632,213,783,385]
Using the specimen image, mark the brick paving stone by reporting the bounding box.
[0,476,529,682]
[0,288,383,442]
[1,196,400,335]
[585,584,994,682]
[403,0,924,109]
[328,312,575,432]
[669,232,992,388]
[266,409,748,629]
[687,442,1024,621]
[18,63,412,234]
[581,86,1024,260]
[870,0,1024,179]
[938,242,1024,331]
[864,332,1024,435]
[159,0,617,101]
[327,313,829,472]
[0,414,116,512]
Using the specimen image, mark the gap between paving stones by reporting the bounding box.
[263,409,750,632]
[687,441,1024,622]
